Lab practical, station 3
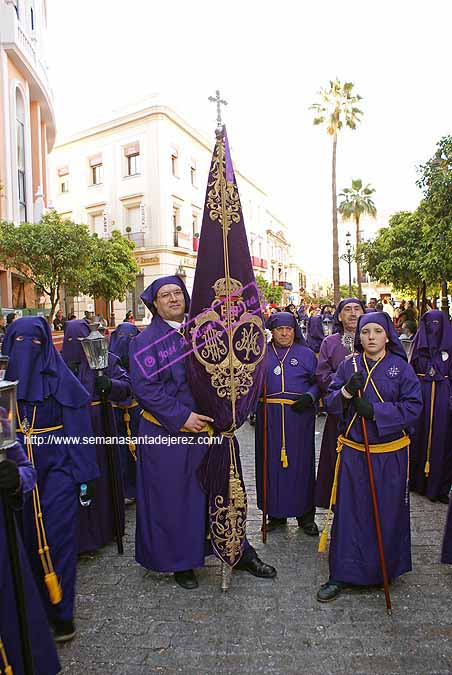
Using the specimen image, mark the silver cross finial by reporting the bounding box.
[208,90,228,128]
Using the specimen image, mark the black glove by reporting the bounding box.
[68,361,80,375]
[79,480,96,501]
[120,355,130,371]
[354,396,374,420]
[291,393,314,413]
[344,371,365,396]
[0,459,20,492]
[95,375,112,395]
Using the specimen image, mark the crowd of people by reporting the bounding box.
[1,282,452,674]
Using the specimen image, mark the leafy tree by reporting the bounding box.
[81,230,139,323]
[358,211,426,297]
[311,79,363,304]
[338,179,377,299]
[416,135,452,316]
[254,274,283,306]
[0,211,92,323]
[339,284,359,299]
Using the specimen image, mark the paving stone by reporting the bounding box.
[59,418,452,674]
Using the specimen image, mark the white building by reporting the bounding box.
[0,0,56,308]
[50,102,286,321]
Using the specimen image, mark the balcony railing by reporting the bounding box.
[125,231,145,247]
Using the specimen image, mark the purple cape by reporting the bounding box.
[185,126,266,566]
[3,316,90,406]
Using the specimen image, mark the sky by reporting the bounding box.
[46,0,452,279]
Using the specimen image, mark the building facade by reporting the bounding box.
[0,0,56,309]
[50,102,293,321]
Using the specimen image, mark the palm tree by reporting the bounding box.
[338,179,377,299]
[311,79,363,304]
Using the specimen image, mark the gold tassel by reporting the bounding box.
[318,527,328,553]
[123,410,137,458]
[5,666,13,675]
[44,572,63,605]
[424,460,430,477]
[281,447,288,468]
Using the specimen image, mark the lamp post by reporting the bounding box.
[340,231,353,297]
[0,369,35,674]
[80,324,123,554]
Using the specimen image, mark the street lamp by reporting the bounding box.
[340,231,353,297]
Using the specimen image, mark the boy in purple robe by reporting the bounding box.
[3,317,100,642]
[255,312,320,532]
[409,310,452,503]
[0,441,61,674]
[109,322,142,502]
[317,312,423,602]
[315,298,365,508]
[61,319,132,554]
[129,276,276,590]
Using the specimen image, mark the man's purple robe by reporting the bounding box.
[325,351,422,584]
[1,443,61,675]
[129,313,211,572]
[255,341,319,518]
[315,332,351,508]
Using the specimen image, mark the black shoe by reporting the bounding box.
[54,619,76,643]
[298,520,319,536]
[437,495,450,505]
[267,517,287,530]
[316,582,343,603]
[174,569,198,590]
[235,555,277,579]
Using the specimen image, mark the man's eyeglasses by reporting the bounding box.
[158,289,184,301]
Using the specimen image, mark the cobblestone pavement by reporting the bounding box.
[59,418,452,675]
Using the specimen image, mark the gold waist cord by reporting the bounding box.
[141,409,214,436]
[258,397,296,469]
[16,405,63,605]
[425,380,436,477]
[112,401,140,461]
[318,433,411,553]
[0,635,13,674]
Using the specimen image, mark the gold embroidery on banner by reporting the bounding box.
[207,139,241,234]
[191,281,266,403]
[209,439,247,565]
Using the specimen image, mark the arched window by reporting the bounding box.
[15,88,27,222]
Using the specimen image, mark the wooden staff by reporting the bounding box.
[99,384,124,555]
[352,354,392,615]
[2,486,35,674]
[261,380,268,544]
